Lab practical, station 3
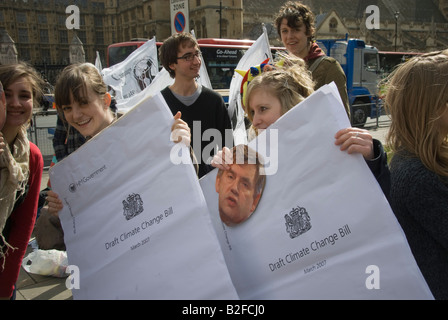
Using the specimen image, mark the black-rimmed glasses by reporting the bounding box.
[177,51,202,62]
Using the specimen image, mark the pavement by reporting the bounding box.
[14,121,389,300]
[15,169,73,300]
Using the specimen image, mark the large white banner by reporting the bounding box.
[102,38,159,102]
[199,83,433,300]
[49,92,238,300]
[228,25,273,145]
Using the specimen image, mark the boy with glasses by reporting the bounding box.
[159,32,233,178]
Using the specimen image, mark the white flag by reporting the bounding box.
[95,51,102,72]
[228,25,273,145]
[102,38,159,102]
[115,68,173,113]
[191,29,213,90]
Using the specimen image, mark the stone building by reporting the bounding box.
[0,0,447,81]
[243,0,448,52]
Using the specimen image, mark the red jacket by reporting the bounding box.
[0,142,43,298]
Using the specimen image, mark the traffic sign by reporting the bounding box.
[170,0,189,35]
[174,12,186,33]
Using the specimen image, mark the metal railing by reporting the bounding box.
[350,94,390,129]
[27,109,58,169]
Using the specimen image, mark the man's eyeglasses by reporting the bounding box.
[177,51,202,62]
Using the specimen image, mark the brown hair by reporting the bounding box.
[385,49,448,176]
[54,63,107,111]
[159,32,198,78]
[274,1,316,43]
[0,61,44,109]
[217,144,266,197]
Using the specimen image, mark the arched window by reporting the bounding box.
[195,20,202,38]
[329,17,338,33]
[147,5,152,20]
[202,17,207,38]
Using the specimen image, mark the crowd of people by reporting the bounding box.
[0,1,447,300]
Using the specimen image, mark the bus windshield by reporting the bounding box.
[201,46,248,89]
[108,44,140,67]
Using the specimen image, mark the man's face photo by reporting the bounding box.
[215,163,262,227]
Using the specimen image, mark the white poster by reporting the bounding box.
[102,38,159,102]
[199,83,434,300]
[49,92,238,300]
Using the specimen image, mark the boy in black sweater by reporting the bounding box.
[159,33,233,178]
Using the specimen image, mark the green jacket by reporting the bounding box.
[308,56,350,119]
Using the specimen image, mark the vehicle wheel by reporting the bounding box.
[351,101,368,127]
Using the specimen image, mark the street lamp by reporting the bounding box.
[394,11,400,51]
[216,0,223,38]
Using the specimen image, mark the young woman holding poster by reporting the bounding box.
[385,50,448,300]
[42,63,192,242]
[211,57,390,198]
[0,63,44,300]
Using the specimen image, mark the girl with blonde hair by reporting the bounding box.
[212,58,390,197]
[385,49,448,299]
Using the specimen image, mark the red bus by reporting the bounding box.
[106,38,285,91]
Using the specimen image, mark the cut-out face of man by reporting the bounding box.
[215,144,266,227]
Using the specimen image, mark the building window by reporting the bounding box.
[40,29,49,43]
[147,5,152,20]
[329,18,338,33]
[94,15,103,27]
[38,14,47,25]
[197,0,201,6]
[58,15,66,27]
[41,49,51,63]
[59,49,69,65]
[16,12,27,24]
[18,28,29,43]
[19,48,30,61]
[96,31,104,45]
[78,31,87,44]
[59,30,68,44]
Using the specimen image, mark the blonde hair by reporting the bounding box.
[385,49,448,177]
[245,56,315,125]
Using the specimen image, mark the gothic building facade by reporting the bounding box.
[0,0,447,75]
